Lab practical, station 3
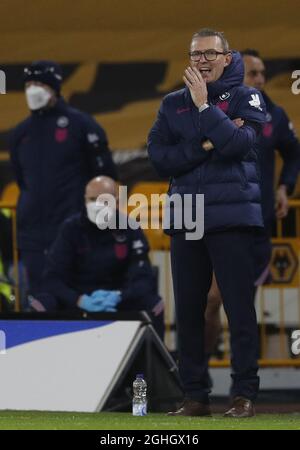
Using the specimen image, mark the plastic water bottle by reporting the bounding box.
[132,374,147,416]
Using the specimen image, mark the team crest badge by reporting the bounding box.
[219,92,230,101]
[57,116,69,128]
[114,243,128,260]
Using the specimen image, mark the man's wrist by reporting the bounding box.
[198,103,209,113]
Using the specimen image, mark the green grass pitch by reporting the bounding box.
[0,411,299,430]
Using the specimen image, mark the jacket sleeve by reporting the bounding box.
[120,228,162,312]
[276,109,300,194]
[43,222,81,308]
[148,98,210,177]
[81,114,119,180]
[9,129,26,189]
[200,90,266,161]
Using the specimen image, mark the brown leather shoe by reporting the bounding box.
[167,399,211,416]
[224,397,255,418]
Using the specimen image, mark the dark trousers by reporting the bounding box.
[171,229,259,402]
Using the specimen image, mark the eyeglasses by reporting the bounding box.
[189,49,229,62]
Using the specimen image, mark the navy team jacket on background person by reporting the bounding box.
[259,91,300,230]
[148,51,266,234]
[9,97,118,251]
[43,212,163,316]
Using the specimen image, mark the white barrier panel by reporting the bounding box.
[0,319,141,412]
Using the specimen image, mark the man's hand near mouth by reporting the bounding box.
[183,66,208,109]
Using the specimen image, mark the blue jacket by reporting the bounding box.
[148,52,266,234]
[259,91,300,229]
[10,98,118,250]
[43,212,162,312]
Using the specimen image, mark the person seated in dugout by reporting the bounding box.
[31,176,165,340]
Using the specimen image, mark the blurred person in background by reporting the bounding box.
[33,176,165,340]
[9,61,118,301]
[203,48,300,398]
[242,49,300,228]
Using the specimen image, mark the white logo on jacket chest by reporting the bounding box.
[113,233,127,243]
[249,94,262,111]
[57,116,69,128]
[132,239,144,250]
[219,92,230,100]
[87,133,100,143]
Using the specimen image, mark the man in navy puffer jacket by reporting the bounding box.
[148,29,266,418]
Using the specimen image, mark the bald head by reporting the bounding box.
[85,176,118,203]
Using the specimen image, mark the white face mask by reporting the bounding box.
[86,201,115,229]
[25,85,52,111]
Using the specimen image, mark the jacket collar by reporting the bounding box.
[260,90,275,111]
[207,50,244,100]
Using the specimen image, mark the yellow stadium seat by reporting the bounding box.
[129,182,170,250]
[0,182,20,207]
